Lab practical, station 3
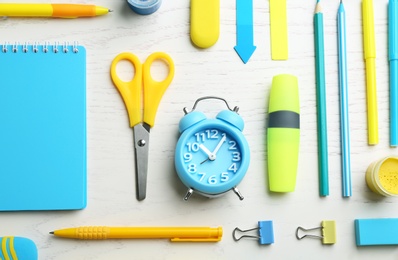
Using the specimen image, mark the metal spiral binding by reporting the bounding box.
[1,41,80,53]
[2,42,8,53]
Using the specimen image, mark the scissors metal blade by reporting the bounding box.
[133,123,151,201]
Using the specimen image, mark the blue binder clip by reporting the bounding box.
[233,220,274,245]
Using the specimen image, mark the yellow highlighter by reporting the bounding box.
[50,226,223,242]
[190,0,220,48]
[267,74,300,192]
[0,3,111,18]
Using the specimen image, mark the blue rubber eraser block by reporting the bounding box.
[258,220,274,245]
[355,218,398,246]
[0,237,38,260]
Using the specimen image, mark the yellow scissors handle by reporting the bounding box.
[142,52,175,127]
[110,52,143,127]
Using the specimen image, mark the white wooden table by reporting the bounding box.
[1,0,398,259]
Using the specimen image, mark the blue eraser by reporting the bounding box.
[0,237,38,260]
[258,221,274,245]
[355,218,398,246]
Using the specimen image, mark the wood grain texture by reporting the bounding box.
[1,0,397,259]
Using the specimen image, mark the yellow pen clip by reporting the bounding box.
[170,227,223,242]
[142,52,174,127]
[110,52,143,128]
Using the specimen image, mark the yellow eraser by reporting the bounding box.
[270,0,288,60]
[190,0,220,48]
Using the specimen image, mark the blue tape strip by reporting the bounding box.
[127,0,162,15]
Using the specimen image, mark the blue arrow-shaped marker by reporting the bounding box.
[234,0,256,64]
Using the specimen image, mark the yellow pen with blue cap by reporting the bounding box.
[50,226,223,242]
[110,52,174,201]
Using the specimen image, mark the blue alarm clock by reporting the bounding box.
[175,96,250,200]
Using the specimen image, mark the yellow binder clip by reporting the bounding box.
[296,220,336,245]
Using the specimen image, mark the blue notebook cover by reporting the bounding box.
[0,43,86,211]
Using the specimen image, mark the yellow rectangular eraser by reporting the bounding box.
[270,0,288,60]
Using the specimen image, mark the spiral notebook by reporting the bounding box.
[0,43,87,211]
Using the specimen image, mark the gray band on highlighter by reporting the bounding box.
[268,110,300,129]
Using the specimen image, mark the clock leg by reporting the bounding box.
[233,187,244,200]
[183,188,194,201]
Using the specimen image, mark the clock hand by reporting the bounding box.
[211,134,226,157]
[199,144,216,161]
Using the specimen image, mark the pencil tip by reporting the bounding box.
[49,231,54,235]
[109,9,113,13]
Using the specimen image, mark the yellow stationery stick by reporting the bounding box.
[269,0,288,60]
[50,226,223,242]
[362,0,378,145]
[0,3,112,18]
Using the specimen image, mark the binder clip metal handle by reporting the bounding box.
[296,220,336,245]
[233,221,274,245]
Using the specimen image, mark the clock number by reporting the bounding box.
[198,172,206,182]
[195,133,206,142]
[208,175,217,184]
[183,153,192,162]
[206,129,219,139]
[221,172,229,182]
[186,142,200,152]
[199,173,229,184]
[232,152,241,161]
[228,163,238,173]
[188,164,197,173]
[195,129,219,142]
[229,140,237,150]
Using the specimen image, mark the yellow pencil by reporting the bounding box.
[0,3,112,18]
[362,0,378,145]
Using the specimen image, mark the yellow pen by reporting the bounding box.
[362,0,378,145]
[0,3,112,18]
[50,226,223,242]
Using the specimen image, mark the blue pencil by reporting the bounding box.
[389,0,398,147]
[314,0,329,196]
[337,0,352,197]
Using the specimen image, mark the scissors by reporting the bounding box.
[110,52,174,201]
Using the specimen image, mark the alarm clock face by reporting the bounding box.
[176,121,249,196]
